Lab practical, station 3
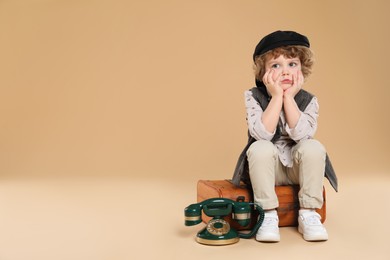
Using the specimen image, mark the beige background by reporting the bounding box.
[0,0,389,259]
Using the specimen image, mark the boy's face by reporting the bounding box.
[264,55,302,90]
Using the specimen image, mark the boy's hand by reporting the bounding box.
[284,71,304,98]
[262,69,283,98]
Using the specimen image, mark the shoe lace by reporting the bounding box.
[305,213,321,225]
[262,216,278,226]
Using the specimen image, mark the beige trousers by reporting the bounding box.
[247,139,326,210]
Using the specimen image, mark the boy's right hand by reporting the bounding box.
[262,69,283,98]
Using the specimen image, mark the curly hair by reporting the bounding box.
[253,46,314,82]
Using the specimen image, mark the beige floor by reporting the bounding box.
[0,173,389,260]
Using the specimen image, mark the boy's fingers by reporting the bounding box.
[268,70,274,85]
[262,70,270,84]
[264,70,273,86]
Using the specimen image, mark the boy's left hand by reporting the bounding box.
[284,71,304,98]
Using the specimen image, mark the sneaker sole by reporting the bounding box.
[255,234,280,242]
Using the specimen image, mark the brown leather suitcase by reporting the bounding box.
[197,179,326,229]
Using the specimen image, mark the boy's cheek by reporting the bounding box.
[272,71,282,81]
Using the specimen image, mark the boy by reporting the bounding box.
[232,31,338,242]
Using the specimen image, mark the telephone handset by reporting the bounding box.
[184,197,264,245]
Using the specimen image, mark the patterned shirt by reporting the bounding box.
[245,90,319,167]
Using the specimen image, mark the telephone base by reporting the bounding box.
[196,236,239,246]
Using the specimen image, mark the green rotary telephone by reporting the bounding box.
[184,197,264,245]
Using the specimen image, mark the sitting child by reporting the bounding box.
[232,30,338,242]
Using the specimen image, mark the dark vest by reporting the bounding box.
[232,87,338,192]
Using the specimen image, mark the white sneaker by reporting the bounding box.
[298,210,328,241]
[256,210,280,242]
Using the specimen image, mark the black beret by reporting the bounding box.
[253,30,310,61]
